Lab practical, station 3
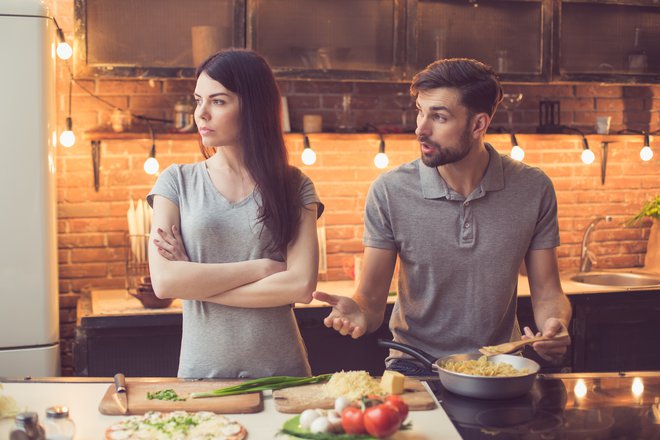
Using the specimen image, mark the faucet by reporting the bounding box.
[579,215,613,273]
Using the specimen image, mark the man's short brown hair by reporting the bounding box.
[411,58,503,117]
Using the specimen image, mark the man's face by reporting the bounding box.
[414,88,476,168]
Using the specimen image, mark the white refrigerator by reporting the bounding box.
[0,0,60,376]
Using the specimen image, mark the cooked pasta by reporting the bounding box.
[441,356,529,377]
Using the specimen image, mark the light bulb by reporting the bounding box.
[581,149,595,164]
[631,377,644,397]
[56,42,73,60]
[144,157,160,175]
[59,130,75,147]
[301,148,317,166]
[573,379,587,399]
[640,146,653,161]
[374,152,389,169]
[510,145,525,161]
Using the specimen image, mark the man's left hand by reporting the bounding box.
[522,318,570,363]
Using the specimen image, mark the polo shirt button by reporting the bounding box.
[464,201,469,206]
[464,222,470,228]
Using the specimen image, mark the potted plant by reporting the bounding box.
[626,195,660,272]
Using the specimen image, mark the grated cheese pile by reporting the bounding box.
[322,370,384,401]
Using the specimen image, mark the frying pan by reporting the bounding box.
[378,339,540,399]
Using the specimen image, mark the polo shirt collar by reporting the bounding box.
[419,143,505,200]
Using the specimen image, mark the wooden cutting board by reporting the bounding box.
[98,380,263,415]
[273,378,436,414]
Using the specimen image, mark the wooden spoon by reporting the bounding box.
[479,330,569,356]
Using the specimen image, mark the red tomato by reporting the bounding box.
[385,395,409,422]
[363,404,402,438]
[341,406,366,435]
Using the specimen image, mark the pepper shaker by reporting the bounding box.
[10,412,46,440]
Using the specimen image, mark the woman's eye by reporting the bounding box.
[212,100,225,105]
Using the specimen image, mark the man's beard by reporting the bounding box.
[419,128,474,168]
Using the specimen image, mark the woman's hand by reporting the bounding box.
[153,225,190,262]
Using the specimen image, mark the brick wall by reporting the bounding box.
[47,0,660,375]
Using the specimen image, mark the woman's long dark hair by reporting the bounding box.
[196,49,303,254]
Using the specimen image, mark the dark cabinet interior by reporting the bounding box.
[74,0,245,77]
[74,0,659,82]
[571,291,660,373]
[410,0,550,82]
[558,0,660,82]
[249,0,405,80]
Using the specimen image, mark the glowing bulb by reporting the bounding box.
[144,157,159,175]
[56,42,73,60]
[59,130,75,147]
[632,377,644,397]
[640,146,653,161]
[574,379,587,399]
[581,149,595,164]
[510,145,525,161]
[374,152,389,169]
[301,148,317,166]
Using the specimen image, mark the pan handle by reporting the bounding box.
[377,339,437,371]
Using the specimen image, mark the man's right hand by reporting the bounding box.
[313,291,368,339]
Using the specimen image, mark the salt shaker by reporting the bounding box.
[43,406,75,440]
[10,412,46,440]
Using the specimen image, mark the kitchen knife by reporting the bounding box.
[113,373,129,414]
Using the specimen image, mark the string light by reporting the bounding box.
[55,27,72,60]
[509,132,524,161]
[365,124,388,169]
[640,132,653,161]
[59,77,75,147]
[374,138,389,169]
[301,135,317,166]
[143,124,159,175]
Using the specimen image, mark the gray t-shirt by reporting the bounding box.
[364,144,559,362]
[147,162,323,378]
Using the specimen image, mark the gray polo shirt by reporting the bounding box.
[364,144,559,361]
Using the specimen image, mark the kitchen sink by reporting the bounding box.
[570,272,660,288]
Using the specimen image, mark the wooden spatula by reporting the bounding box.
[479,330,569,356]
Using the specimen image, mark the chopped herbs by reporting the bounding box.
[146,388,186,401]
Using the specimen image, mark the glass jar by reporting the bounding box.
[10,412,45,440]
[43,406,75,440]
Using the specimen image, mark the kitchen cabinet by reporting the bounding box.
[408,0,552,82]
[74,0,659,83]
[557,0,660,83]
[73,0,246,78]
[571,289,660,373]
[247,0,406,81]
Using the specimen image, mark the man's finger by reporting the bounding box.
[313,291,339,306]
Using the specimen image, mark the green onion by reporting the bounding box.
[146,389,186,401]
[190,374,332,399]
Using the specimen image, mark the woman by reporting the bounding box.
[147,49,322,379]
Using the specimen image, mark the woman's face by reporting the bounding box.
[194,71,240,148]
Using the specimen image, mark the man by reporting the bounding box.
[313,58,571,376]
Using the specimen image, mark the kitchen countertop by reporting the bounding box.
[82,273,660,319]
[0,378,460,439]
[1,372,658,439]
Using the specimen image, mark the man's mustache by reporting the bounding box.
[418,136,439,148]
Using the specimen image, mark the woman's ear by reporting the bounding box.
[471,113,491,139]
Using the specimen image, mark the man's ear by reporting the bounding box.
[471,113,491,139]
